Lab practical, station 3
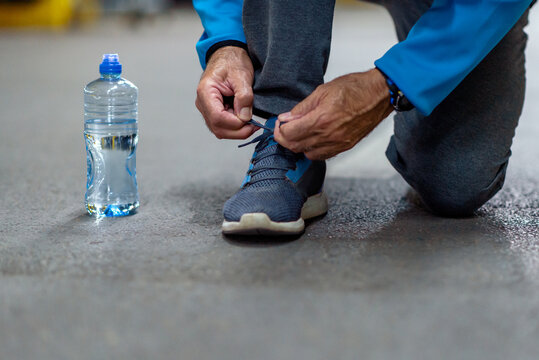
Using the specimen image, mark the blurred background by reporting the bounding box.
[0,0,187,27]
[1,1,539,359]
[0,0,366,28]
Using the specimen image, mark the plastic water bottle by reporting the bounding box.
[84,54,139,217]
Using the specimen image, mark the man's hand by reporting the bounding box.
[195,46,257,139]
[274,69,394,160]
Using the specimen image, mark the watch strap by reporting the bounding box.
[377,69,415,112]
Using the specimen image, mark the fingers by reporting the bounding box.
[229,73,254,122]
[289,136,344,160]
[195,46,255,140]
[213,124,258,140]
[275,87,325,144]
[196,88,246,129]
[286,88,322,118]
[274,106,322,154]
[304,146,336,161]
[196,80,254,139]
[275,125,338,160]
[275,123,337,159]
[273,94,346,160]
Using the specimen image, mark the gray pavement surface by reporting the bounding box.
[1,4,539,360]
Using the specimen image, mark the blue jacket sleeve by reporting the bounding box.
[375,0,532,115]
[192,0,246,69]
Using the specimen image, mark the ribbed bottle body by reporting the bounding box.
[84,75,139,216]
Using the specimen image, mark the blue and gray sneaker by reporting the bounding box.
[222,117,328,235]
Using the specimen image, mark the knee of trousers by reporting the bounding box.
[386,139,509,217]
[411,162,509,218]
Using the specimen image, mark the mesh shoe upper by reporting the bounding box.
[223,117,325,222]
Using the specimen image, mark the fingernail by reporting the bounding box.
[239,107,252,121]
[279,112,293,120]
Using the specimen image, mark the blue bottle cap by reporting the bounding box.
[99,53,122,75]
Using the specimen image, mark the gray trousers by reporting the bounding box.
[242,0,530,217]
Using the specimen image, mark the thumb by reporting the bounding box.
[229,73,254,122]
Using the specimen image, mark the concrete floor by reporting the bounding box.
[1,4,539,360]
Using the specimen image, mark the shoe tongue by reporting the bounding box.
[253,116,278,151]
[263,116,277,134]
[250,119,295,185]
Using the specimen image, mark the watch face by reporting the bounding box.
[396,95,414,112]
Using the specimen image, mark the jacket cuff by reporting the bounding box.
[205,40,248,65]
[196,32,246,69]
[374,56,430,115]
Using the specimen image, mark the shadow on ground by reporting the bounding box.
[154,175,539,291]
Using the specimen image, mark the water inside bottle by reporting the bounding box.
[85,120,139,217]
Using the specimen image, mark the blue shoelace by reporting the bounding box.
[238,119,296,187]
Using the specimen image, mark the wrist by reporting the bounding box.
[207,46,250,69]
[369,68,393,114]
[375,67,414,112]
[206,41,248,65]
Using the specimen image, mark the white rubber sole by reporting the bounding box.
[222,192,328,236]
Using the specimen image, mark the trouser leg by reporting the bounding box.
[382,0,530,216]
[242,0,337,117]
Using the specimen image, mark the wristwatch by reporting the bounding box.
[377,69,415,112]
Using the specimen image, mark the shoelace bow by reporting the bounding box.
[238,119,297,186]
